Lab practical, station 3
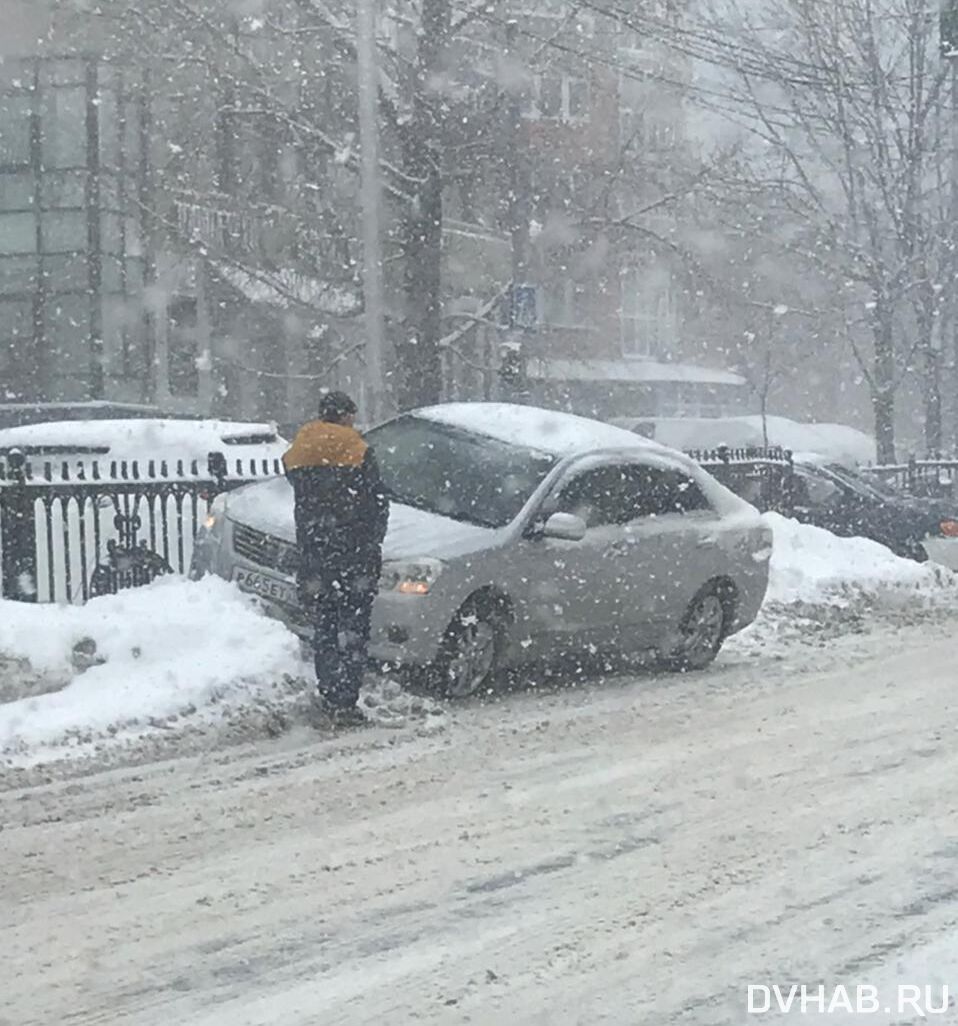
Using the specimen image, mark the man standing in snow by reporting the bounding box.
[283,391,389,726]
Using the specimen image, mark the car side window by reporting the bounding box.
[553,463,711,528]
[553,465,643,528]
[632,465,712,518]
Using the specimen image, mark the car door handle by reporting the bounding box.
[697,535,717,548]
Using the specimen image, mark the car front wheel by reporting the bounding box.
[662,586,729,673]
[435,601,504,699]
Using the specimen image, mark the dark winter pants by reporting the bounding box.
[310,563,378,709]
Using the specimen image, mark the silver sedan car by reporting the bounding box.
[192,403,772,696]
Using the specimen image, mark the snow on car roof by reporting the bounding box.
[414,402,673,458]
[0,418,285,456]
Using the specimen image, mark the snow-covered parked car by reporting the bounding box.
[789,453,958,568]
[192,403,772,696]
[0,418,288,471]
[614,414,877,468]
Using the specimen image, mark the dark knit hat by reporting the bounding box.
[318,390,358,422]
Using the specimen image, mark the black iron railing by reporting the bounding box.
[1,441,799,605]
[686,445,795,513]
[0,449,283,604]
[863,456,958,500]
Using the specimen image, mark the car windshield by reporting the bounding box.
[366,415,557,528]
[853,468,905,500]
[823,463,894,502]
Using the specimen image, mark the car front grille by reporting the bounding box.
[231,521,298,575]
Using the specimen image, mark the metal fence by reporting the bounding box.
[863,456,958,500]
[0,450,283,604]
[1,438,798,605]
[687,445,795,513]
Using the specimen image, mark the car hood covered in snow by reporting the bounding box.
[224,477,495,562]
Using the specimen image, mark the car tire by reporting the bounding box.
[434,599,505,699]
[661,584,730,673]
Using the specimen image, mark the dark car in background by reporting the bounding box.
[790,455,958,567]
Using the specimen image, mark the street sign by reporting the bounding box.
[509,284,538,331]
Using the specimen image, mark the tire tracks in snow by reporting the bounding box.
[2,622,958,1025]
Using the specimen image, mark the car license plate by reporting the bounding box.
[234,567,298,606]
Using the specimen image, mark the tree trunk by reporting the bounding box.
[923,340,943,454]
[915,283,942,454]
[395,0,448,411]
[871,306,897,464]
[872,387,896,465]
[397,163,444,410]
[760,345,771,448]
[954,317,958,453]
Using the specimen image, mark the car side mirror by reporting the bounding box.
[541,512,587,542]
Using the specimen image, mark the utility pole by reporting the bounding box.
[952,38,958,453]
[500,17,533,403]
[943,0,958,451]
[357,0,387,423]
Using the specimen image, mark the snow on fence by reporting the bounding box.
[0,450,282,604]
[864,456,958,500]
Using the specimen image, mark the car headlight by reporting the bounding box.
[940,519,958,538]
[380,558,443,596]
[203,493,229,531]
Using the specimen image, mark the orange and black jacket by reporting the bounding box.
[282,420,390,569]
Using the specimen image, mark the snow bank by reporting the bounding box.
[0,576,444,767]
[763,512,953,605]
[0,576,302,761]
[2,510,953,767]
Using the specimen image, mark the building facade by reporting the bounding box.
[512,0,748,419]
[0,0,746,426]
[0,54,150,404]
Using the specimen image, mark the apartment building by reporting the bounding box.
[0,0,744,424]
[515,0,747,419]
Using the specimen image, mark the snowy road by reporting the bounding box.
[3,626,958,1026]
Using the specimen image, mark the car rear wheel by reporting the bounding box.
[435,601,504,699]
[663,586,729,673]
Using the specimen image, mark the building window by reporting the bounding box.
[527,74,591,123]
[40,87,88,169]
[619,73,678,150]
[40,210,87,254]
[540,75,563,119]
[167,296,199,397]
[0,256,38,294]
[543,279,590,328]
[0,212,37,254]
[44,294,93,377]
[0,56,148,401]
[0,172,34,211]
[0,94,32,167]
[620,268,676,359]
